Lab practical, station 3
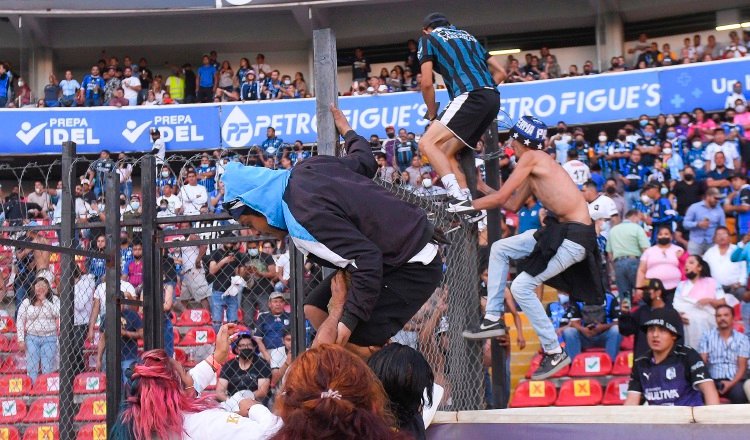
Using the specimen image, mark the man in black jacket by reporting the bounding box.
[619,278,683,357]
[221,106,442,355]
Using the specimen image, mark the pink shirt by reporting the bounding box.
[127,260,143,288]
[734,113,750,141]
[640,244,682,289]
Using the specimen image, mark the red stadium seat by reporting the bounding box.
[178,327,215,346]
[73,372,106,395]
[22,425,58,440]
[173,328,181,345]
[0,426,20,440]
[4,338,19,354]
[569,352,612,377]
[76,423,107,440]
[0,318,16,334]
[510,380,557,408]
[74,396,106,422]
[620,335,634,351]
[174,348,188,365]
[0,398,27,423]
[602,377,631,405]
[555,379,603,406]
[0,356,26,374]
[0,375,31,397]
[525,353,570,379]
[612,351,634,376]
[0,337,8,353]
[23,397,59,423]
[30,373,60,396]
[176,309,211,327]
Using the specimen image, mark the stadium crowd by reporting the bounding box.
[1,29,747,108]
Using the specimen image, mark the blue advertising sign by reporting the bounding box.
[1,58,748,154]
[0,104,221,154]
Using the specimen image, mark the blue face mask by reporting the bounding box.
[666,131,676,139]
[643,131,654,138]
[639,120,649,127]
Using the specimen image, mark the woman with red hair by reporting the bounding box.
[272,344,410,440]
[113,324,282,440]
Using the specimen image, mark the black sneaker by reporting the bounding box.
[462,318,507,340]
[530,351,571,380]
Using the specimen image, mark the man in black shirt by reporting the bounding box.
[208,234,249,329]
[217,332,272,407]
[619,278,683,357]
[182,63,197,104]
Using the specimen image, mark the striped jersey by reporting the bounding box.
[418,26,494,100]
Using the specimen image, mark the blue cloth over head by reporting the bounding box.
[509,116,548,149]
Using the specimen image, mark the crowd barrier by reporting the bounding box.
[1,57,748,154]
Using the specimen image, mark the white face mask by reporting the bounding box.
[737,105,747,113]
[692,141,702,149]
[422,178,433,188]
[284,79,291,85]
[557,293,569,305]
[598,135,607,142]
[130,201,140,210]
[259,74,265,79]
[640,195,651,205]
[161,171,170,178]
[663,148,672,155]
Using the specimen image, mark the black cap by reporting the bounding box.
[636,278,665,292]
[642,308,682,337]
[423,12,449,29]
[730,172,747,180]
[223,198,249,221]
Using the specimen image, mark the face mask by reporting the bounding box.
[284,79,291,85]
[259,74,265,79]
[657,237,671,245]
[130,201,140,210]
[617,134,626,141]
[642,291,654,307]
[557,293,569,305]
[643,131,654,138]
[666,132,676,139]
[680,117,690,125]
[660,187,668,196]
[639,120,649,127]
[238,348,254,359]
[666,117,675,125]
[18,81,24,87]
[120,199,126,206]
[598,135,607,142]
[161,171,170,178]
[640,195,651,205]
[159,205,167,211]
[605,186,616,195]
[737,105,746,113]
[663,148,672,155]
[422,178,433,188]
[684,174,695,182]
[686,271,698,280]
[692,141,703,149]
[387,132,395,139]
[248,248,259,257]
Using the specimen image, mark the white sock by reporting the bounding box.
[547,346,563,355]
[461,188,472,200]
[440,174,464,199]
[484,313,501,322]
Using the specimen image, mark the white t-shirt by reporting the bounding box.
[588,194,619,221]
[180,244,202,274]
[122,76,141,100]
[702,244,746,286]
[274,251,290,281]
[562,160,591,186]
[704,142,739,169]
[152,138,166,165]
[74,274,96,326]
[179,184,209,215]
[94,280,136,320]
[157,194,183,215]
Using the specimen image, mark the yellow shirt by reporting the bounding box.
[166,75,185,100]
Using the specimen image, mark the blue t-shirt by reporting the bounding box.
[0,73,10,98]
[732,186,750,235]
[255,312,290,349]
[197,164,216,193]
[628,345,710,406]
[197,65,217,88]
[517,202,542,234]
[88,257,106,280]
[101,310,143,362]
[81,74,105,99]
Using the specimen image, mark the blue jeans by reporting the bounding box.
[624,190,641,211]
[211,290,238,329]
[486,229,586,352]
[85,96,101,107]
[26,335,58,383]
[14,287,27,318]
[163,315,174,358]
[120,182,133,200]
[613,257,639,300]
[0,96,7,107]
[562,325,622,362]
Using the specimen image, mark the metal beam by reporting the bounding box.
[313,28,339,156]
[0,238,106,259]
[104,169,123,434]
[141,155,162,351]
[157,235,278,248]
[289,242,307,359]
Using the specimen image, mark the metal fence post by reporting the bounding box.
[104,169,123,432]
[58,141,77,440]
[313,28,339,157]
[140,155,163,350]
[289,243,307,358]
[484,121,509,408]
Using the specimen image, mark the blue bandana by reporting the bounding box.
[509,116,548,149]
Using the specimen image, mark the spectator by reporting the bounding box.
[119,231,134,273]
[72,265,95,373]
[142,89,158,105]
[261,127,283,162]
[273,344,406,440]
[582,60,598,75]
[672,165,705,219]
[17,277,60,383]
[43,73,60,107]
[636,42,661,68]
[562,148,591,188]
[15,76,31,107]
[689,108,717,143]
[164,66,185,103]
[251,53,271,76]
[208,237,249,328]
[293,72,307,97]
[209,179,226,214]
[673,255,727,348]
[196,154,216,194]
[734,100,750,143]
[659,43,678,65]
[86,149,114,197]
[661,140,684,180]
[81,65,105,107]
[26,181,52,217]
[176,231,211,311]
[156,167,178,197]
[706,129,740,171]
[245,241,278,314]
[255,292,290,386]
[724,81,747,110]
[703,226,746,300]
[517,196,542,234]
[627,33,651,65]
[624,308,719,405]
[638,183,677,244]
[683,188,726,256]
[0,62,9,107]
[126,241,144,289]
[197,54,217,103]
[394,128,418,172]
[278,75,299,99]
[723,31,747,59]
[289,140,310,166]
[562,291,622,362]
[95,291,143,377]
[351,47,370,83]
[108,87,129,107]
[240,71,262,101]
[635,226,684,298]
[216,331,272,406]
[549,122,572,164]
[725,173,750,241]
[619,278,683,357]
[583,180,619,224]
[116,152,134,199]
[698,304,749,403]
[59,70,80,107]
[88,234,108,283]
[182,63,197,103]
[103,66,120,103]
[544,55,561,78]
[179,171,208,216]
[375,152,398,184]
[607,210,650,299]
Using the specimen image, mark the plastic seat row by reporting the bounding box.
[0,423,105,440]
[0,372,106,397]
[171,308,245,327]
[0,395,105,424]
[511,377,630,407]
[525,351,633,379]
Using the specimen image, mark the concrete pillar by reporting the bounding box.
[716,9,741,27]
[596,12,624,71]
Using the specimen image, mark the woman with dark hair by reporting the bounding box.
[635,226,683,300]
[17,276,60,382]
[368,343,436,440]
[673,255,727,347]
[619,278,684,357]
[272,344,409,440]
[113,324,282,440]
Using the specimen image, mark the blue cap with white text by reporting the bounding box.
[509,116,548,149]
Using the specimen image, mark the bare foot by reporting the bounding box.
[330,104,352,135]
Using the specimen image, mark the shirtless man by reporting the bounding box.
[462,116,605,380]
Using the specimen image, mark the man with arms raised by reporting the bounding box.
[462,116,604,380]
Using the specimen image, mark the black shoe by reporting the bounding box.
[530,350,571,380]
[462,318,507,340]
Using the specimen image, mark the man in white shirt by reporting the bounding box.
[705,128,740,171]
[87,278,137,343]
[157,184,182,216]
[582,180,620,224]
[724,81,747,110]
[562,149,591,188]
[251,53,271,75]
[703,226,746,299]
[179,171,208,216]
[150,128,166,166]
[121,67,141,107]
